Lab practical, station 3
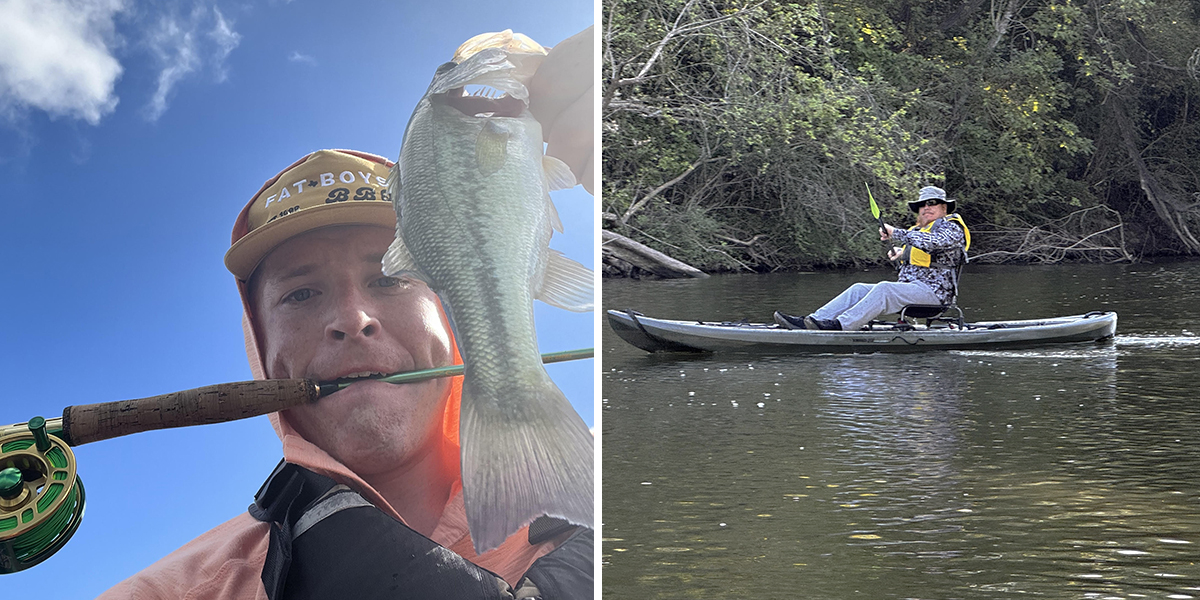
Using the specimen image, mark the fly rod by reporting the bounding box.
[0,347,592,573]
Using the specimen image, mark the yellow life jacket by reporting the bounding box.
[902,214,970,267]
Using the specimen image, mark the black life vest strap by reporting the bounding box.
[248,460,594,600]
[248,460,340,599]
[520,527,594,600]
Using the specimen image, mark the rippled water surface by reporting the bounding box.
[603,262,1200,599]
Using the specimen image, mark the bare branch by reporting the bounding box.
[987,0,1022,51]
[714,233,767,246]
[619,156,721,225]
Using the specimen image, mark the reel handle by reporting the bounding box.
[59,379,322,446]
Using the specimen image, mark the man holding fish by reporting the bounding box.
[98,28,594,600]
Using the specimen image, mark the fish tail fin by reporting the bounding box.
[461,373,593,554]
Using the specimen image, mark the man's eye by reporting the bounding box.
[285,288,315,303]
[376,276,413,288]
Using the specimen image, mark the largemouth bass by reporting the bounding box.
[382,31,594,553]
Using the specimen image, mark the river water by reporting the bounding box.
[602,262,1200,599]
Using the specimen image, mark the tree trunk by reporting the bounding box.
[1109,96,1200,253]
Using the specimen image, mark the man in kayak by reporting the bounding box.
[98,28,593,600]
[774,185,970,331]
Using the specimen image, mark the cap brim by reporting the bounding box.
[224,202,397,280]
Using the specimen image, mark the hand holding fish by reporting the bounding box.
[529,26,594,194]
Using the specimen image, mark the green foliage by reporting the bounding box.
[604,0,1200,271]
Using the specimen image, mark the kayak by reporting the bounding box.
[607,309,1118,353]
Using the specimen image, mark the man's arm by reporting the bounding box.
[891,219,965,252]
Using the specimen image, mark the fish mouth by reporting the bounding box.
[440,86,525,118]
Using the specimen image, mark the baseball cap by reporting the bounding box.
[225,149,397,281]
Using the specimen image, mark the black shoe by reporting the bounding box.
[804,315,842,331]
[774,311,807,330]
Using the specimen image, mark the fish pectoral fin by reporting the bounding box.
[542,155,575,192]
[537,249,594,312]
[387,160,401,191]
[476,121,509,176]
[386,162,407,226]
[382,235,420,277]
[387,162,402,210]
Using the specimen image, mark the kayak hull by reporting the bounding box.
[607,309,1118,354]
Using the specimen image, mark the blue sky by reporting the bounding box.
[0,0,593,594]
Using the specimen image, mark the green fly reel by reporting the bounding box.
[0,417,85,574]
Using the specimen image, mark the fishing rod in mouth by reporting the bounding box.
[0,347,593,573]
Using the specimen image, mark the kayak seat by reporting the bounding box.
[899,304,964,328]
[898,258,967,328]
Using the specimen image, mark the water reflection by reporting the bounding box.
[604,262,1200,599]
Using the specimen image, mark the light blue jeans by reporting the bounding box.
[812,281,941,331]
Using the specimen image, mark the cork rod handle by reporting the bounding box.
[60,379,321,446]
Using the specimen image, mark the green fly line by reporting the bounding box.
[320,347,595,392]
[10,482,83,562]
[0,419,86,573]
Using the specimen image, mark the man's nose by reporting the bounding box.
[326,291,380,341]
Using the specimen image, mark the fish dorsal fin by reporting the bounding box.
[542,155,575,191]
[537,249,594,312]
[476,120,510,176]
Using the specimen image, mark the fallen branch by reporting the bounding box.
[602,229,710,278]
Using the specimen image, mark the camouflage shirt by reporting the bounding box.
[891,217,967,304]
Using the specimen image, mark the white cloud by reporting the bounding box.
[0,1,241,127]
[288,51,316,66]
[208,7,240,82]
[0,0,126,125]
[144,9,199,121]
[143,3,241,122]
